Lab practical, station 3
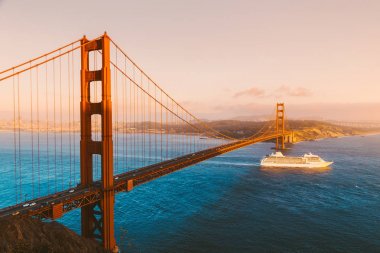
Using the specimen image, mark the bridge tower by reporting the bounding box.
[276,103,285,150]
[80,33,117,252]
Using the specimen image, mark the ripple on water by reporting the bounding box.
[1,135,380,252]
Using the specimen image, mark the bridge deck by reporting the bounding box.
[0,132,289,219]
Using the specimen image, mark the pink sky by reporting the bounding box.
[0,0,379,121]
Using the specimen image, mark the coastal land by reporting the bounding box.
[0,120,379,142]
[198,120,380,142]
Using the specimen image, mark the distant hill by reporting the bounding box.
[200,120,380,141]
[0,119,379,142]
[287,120,380,142]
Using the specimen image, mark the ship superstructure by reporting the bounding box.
[260,152,333,168]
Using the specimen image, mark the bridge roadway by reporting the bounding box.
[0,132,288,219]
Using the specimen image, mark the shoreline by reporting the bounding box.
[292,131,380,144]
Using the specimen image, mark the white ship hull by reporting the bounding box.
[260,160,333,168]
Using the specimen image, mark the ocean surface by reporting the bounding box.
[1,134,380,252]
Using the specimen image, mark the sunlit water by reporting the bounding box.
[1,133,380,252]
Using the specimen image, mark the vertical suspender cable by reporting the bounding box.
[176,103,179,156]
[123,54,126,171]
[160,90,163,161]
[137,72,140,167]
[141,73,145,166]
[155,82,157,163]
[115,49,119,173]
[133,67,136,168]
[165,96,168,159]
[187,114,190,152]
[177,103,179,156]
[30,63,34,199]
[68,52,72,187]
[18,74,22,202]
[129,78,132,169]
[171,99,173,158]
[148,79,151,164]
[180,108,182,156]
[60,52,63,191]
[12,72,17,203]
[72,46,76,185]
[53,59,57,193]
[37,66,41,196]
[193,119,195,153]
[136,70,139,167]
[46,57,50,194]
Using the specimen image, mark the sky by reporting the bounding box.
[0,0,379,121]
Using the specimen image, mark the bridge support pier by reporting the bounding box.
[276,103,285,150]
[80,33,117,251]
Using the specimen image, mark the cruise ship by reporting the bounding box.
[260,152,333,168]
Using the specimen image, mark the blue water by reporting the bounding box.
[0,132,225,207]
[1,134,380,252]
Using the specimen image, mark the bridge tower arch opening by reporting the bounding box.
[276,103,285,150]
[80,33,117,252]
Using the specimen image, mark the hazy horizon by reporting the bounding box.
[192,102,380,122]
[1,0,379,121]
[1,102,380,123]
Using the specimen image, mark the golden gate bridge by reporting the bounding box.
[0,33,292,252]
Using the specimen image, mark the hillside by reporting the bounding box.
[286,120,377,142]
[0,216,107,253]
[202,120,380,141]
